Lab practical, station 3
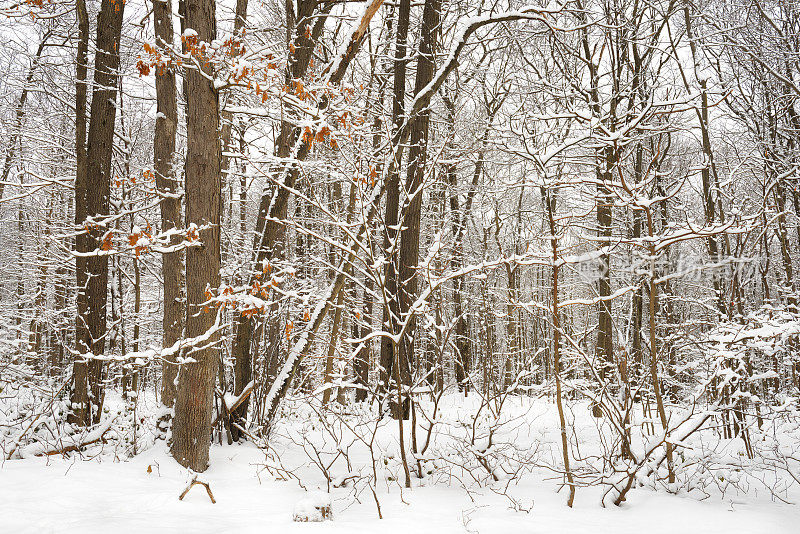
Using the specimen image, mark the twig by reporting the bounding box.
[179,476,217,504]
[5,377,71,460]
[369,482,383,519]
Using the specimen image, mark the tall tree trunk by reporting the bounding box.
[153,0,184,410]
[577,4,614,381]
[322,182,355,405]
[543,186,575,507]
[645,208,675,484]
[354,55,387,402]
[503,263,518,389]
[171,0,221,472]
[68,0,90,425]
[395,0,441,410]
[30,191,53,360]
[630,143,644,371]
[51,189,70,375]
[16,194,25,342]
[596,145,615,381]
[70,0,125,426]
[229,0,336,435]
[380,0,411,407]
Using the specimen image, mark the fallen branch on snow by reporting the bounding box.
[11,410,119,459]
[179,476,216,504]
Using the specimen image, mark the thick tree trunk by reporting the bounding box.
[577,8,615,382]
[70,0,125,426]
[68,0,89,426]
[171,0,221,472]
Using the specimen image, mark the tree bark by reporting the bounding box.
[395,0,441,408]
[70,0,125,426]
[153,0,184,409]
[68,0,90,426]
[171,0,221,472]
[544,186,576,507]
[596,145,615,381]
[380,0,411,406]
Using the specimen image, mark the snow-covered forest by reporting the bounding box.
[1,0,799,531]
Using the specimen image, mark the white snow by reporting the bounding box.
[1,393,797,533]
[1,440,795,533]
[293,490,332,522]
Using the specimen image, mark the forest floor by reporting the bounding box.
[2,392,798,533]
[3,441,795,534]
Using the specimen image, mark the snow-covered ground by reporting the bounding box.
[2,390,798,533]
[2,441,796,534]
[0,445,800,534]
